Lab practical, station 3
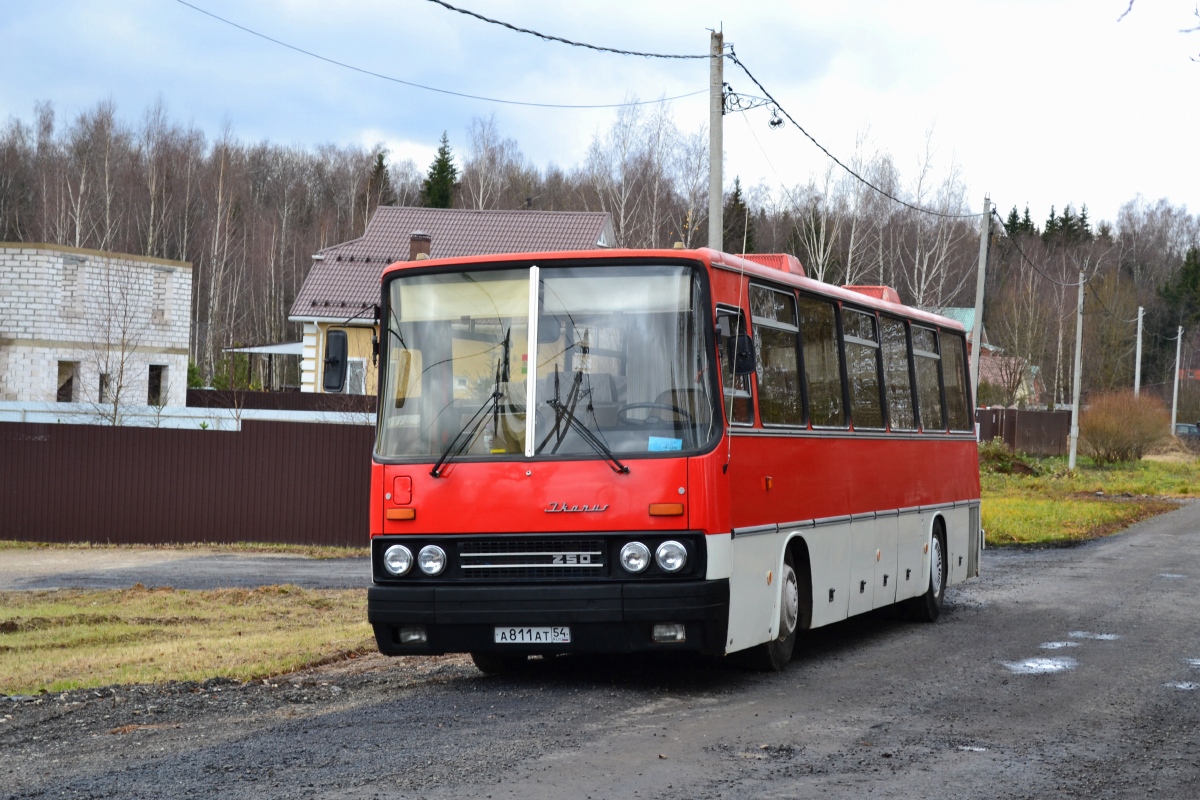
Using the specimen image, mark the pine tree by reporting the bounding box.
[1161,247,1200,328]
[1020,205,1036,235]
[422,132,458,209]
[368,152,396,207]
[1005,206,1021,237]
[722,177,755,253]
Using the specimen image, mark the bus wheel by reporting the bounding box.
[470,652,529,675]
[906,525,946,623]
[746,551,799,672]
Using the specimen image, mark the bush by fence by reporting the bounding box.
[1080,391,1170,464]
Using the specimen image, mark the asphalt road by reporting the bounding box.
[5,502,1200,799]
[0,549,370,590]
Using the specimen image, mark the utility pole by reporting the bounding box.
[1068,272,1085,470]
[708,29,724,251]
[1171,326,1183,434]
[1134,306,1144,397]
[968,195,990,411]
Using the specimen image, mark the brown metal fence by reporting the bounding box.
[0,420,375,547]
[976,408,1071,456]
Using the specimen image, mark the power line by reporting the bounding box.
[424,0,710,59]
[425,2,990,223]
[173,0,705,109]
[726,50,980,222]
[990,209,1082,288]
[1086,282,1140,324]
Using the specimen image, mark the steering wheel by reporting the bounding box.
[616,402,693,426]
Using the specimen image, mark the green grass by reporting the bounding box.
[981,454,1197,546]
[0,585,374,695]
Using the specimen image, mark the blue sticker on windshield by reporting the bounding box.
[647,436,683,452]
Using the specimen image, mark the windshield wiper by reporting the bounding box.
[430,328,510,478]
[536,366,629,475]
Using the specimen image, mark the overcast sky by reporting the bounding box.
[2,0,1197,225]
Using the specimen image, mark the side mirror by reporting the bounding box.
[324,330,348,392]
[731,333,756,375]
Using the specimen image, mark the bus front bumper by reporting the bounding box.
[368,579,730,656]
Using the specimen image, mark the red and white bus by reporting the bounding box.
[367,247,981,672]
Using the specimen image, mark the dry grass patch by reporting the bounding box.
[981,452,1196,546]
[0,584,373,696]
[982,496,1176,546]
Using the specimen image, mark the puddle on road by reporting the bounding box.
[1163,682,1200,691]
[1039,641,1081,650]
[1002,657,1078,675]
[1158,573,1187,579]
[957,745,988,752]
[1068,631,1120,641]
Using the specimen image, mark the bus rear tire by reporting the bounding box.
[905,524,946,623]
[744,551,799,672]
[470,652,528,675]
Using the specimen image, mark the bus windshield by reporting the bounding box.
[375,263,718,463]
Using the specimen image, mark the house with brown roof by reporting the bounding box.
[288,206,614,394]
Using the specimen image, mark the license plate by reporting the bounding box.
[494,626,571,644]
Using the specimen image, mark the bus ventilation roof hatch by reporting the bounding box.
[743,253,805,277]
[843,285,902,304]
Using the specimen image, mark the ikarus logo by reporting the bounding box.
[544,502,609,513]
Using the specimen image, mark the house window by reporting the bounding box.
[57,362,79,402]
[346,359,367,395]
[148,365,167,406]
[99,374,111,404]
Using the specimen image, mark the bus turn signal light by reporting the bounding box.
[648,503,684,516]
[386,508,416,521]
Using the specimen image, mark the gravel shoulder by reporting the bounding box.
[5,504,1200,799]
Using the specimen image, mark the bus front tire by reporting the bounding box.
[744,551,799,672]
[906,526,947,623]
[471,652,529,675]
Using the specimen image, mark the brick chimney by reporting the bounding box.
[409,231,431,261]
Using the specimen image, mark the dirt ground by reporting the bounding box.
[4,503,1200,799]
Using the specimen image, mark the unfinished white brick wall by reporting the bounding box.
[0,244,192,406]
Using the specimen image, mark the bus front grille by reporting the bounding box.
[458,538,606,580]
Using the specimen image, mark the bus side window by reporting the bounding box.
[912,326,944,432]
[880,316,917,430]
[798,296,846,427]
[749,285,804,426]
[940,330,972,431]
[843,309,885,430]
[717,309,754,425]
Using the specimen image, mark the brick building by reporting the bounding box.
[0,243,192,406]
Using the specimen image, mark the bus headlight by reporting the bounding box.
[418,545,447,576]
[655,540,688,573]
[620,542,651,573]
[383,545,413,576]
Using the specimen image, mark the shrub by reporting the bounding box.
[978,438,1036,474]
[1080,391,1170,465]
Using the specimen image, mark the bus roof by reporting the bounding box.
[379,247,967,332]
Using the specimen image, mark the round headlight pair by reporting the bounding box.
[619,540,687,574]
[382,544,446,576]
